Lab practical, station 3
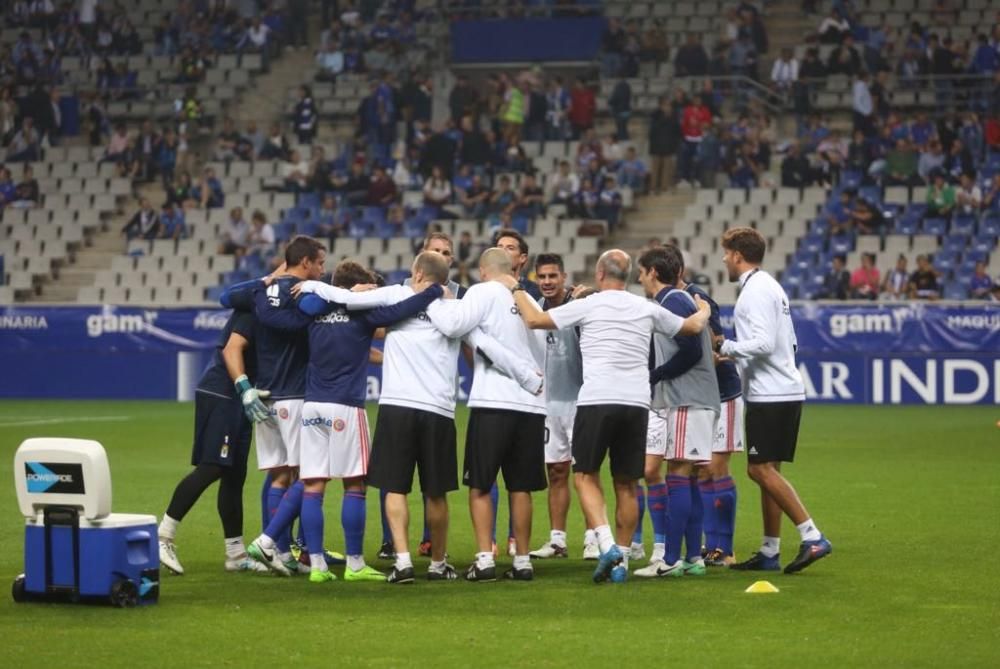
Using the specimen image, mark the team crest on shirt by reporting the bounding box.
[333,419,346,432]
[279,407,289,420]
[220,435,229,458]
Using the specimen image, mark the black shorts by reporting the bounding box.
[191,392,251,467]
[463,408,546,493]
[367,405,458,497]
[572,404,648,480]
[745,401,802,464]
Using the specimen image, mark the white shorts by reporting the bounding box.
[544,412,575,464]
[713,396,745,454]
[665,406,716,463]
[254,398,303,470]
[645,408,668,457]
[299,401,370,480]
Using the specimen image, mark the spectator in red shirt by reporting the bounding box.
[850,253,881,300]
[366,165,397,207]
[568,78,595,139]
[678,98,712,184]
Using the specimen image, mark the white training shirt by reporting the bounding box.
[720,269,806,403]
[426,281,546,415]
[547,290,684,409]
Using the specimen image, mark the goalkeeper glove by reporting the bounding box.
[234,374,271,423]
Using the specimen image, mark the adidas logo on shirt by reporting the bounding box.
[749,446,759,455]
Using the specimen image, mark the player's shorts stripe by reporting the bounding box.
[357,408,368,472]
[727,400,735,452]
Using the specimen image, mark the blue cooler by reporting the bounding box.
[12,438,160,607]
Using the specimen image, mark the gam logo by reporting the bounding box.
[86,311,158,337]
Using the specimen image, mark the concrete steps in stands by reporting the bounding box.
[760,1,817,77]
[615,190,695,257]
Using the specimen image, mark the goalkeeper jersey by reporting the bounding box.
[196,310,258,399]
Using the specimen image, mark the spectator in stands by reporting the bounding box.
[852,72,874,137]
[6,116,39,162]
[122,198,161,240]
[455,173,487,218]
[678,95,712,186]
[982,173,1000,211]
[781,142,813,188]
[771,47,799,93]
[971,33,1000,76]
[601,17,626,77]
[239,17,272,71]
[0,167,14,207]
[647,96,680,194]
[596,176,622,230]
[568,77,595,139]
[215,118,243,162]
[884,139,921,187]
[640,20,668,63]
[448,75,478,125]
[501,76,527,145]
[608,77,631,142]
[420,121,458,178]
[313,193,343,240]
[908,254,941,300]
[819,254,850,300]
[514,173,545,219]
[850,196,885,235]
[160,201,186,240]
[882,255,910,300]
[315,41,344,82]
[489,174,517,218]
[335,160,370,206]
[259,122,289,161]
[827,36,862,77]
[850,253,881,300]
[818,8,850,44]
[367,164,397,207]
[674,33,708,78]
[944,138,974,182]
[192,166,224,209]
[956,173,982,216]
[544,77,570,141]
[218,206,249,257]
[280,149,310,193]
[617,146,648,192]
[925,171,955,220]
[246,209,276,258]
[176,47,206,83]
[970,261,993,299]
[727,142,763,188]
[9,163,38,208]
[547,159,579,207]
[293,85,317,145]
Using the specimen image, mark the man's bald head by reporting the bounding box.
[596,249,632,286]
[479,247,513,281]
[412,250,450,285]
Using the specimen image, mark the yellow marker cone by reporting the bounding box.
[744,580,780,594]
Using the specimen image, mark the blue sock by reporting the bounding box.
[699,479,718,551]
[260,472,273,533]
[301,491,325,558]
[632,484,646,544]
[647,482,668,546]
[342,489,366,557]
[665,475,691,565]
[267,486,291,554]
[715,476,737,556]
[296,520,306,549]
[685,478,704,562]
[379,488,391,545]
[421,495,430,543]
[264,481,303,541]
[489,483,499,544]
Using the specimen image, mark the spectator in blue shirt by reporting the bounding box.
[160,201,187,240]
[617,146,648,191]
[191,166,225,209]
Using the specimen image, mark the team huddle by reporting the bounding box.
[156,226,832,585]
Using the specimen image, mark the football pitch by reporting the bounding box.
[0,401,997,668]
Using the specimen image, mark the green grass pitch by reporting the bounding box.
[0,401,998,667]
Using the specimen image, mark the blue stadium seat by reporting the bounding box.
[971,235,997,254]
[800,235,825,254]
[298,221,321,237]
[362,206,387,224]
[221,270,250,284]
[963,249,989,264]
[348,221,373,238]
[205,286,225,303]
[979,216,1000,237]
[894,215,920,235]
[385,269,410,284]
[808,217,831,236]
[829,235,854,254]
[781,283,800,299]
[511,215,531,234]
[403,218,429,239]
[921,218,947,236]
[272,222,296,241]
[790,252,815,272]
[942,234,968,253]
[950,215,977,236]
[942,282,969,300]
[859,186,882,205]
[297,192,321,209]
[841,170,863,190]
[933,250,959,272]
[374,222,400,240]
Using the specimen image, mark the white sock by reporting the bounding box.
[309,554,327,570]
[513,554,532,570]
[224,537,245,559]
[584,529,597,545]
[595,525,615,553]
[429,559,447,573]
[475,551,495,569]
[797,519,822,542]
[616,545,631,569]
[256,534,275,550]
[346,554,366,572]
[550,529,567,547]
[760,536,781,558]
[395,551,413,570]
[652,542,665,562]
[158,515,179,540]
[277,551,292,564]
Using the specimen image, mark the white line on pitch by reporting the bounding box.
[0,416,133,428]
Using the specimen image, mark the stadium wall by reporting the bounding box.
[0,304,997,405]
[450,17,605,63]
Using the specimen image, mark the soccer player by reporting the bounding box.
[716,227,832,573]
[424,248,547,582]
[634,246,719,578]
[495,228,542,300]
[248,259,444,582]
[500,250,710,583]
[525,253,598,561]
[676,249,743,567]
[157,308,269,575]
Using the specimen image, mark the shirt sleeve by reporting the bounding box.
[464,327,543,395]
[547,296,590,330]
[298,281,404,310]
[424,284,491,338]
[649,301,684,338]
[253,288,314,332]
[220,277,265,310]
[298,293,337,317]
[361,285,443,328]
[650,294,702,382]
[719,288,778,359]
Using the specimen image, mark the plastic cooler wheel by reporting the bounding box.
[109,579,138,608]
[12,574,26,603]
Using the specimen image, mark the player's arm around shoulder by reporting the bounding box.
[674,294,711,337]
[495,273,557,329]
[425,282,490,337]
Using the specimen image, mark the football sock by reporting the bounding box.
[224,537,245,559]
[489,483,499,543]
[267,485,292,554]
[513,555,532,570]
[550,529,567,547]
[217,465,246,540]
[166,464,222,522]
[264,480,303,541]
[346,555,366,571]
[760,536,781,558]
[342,489,367,559]
[647,482,668,547]
[429,560,447,573]
[594,524,615,554]
[632,484,646,544]
[583,529,597,546]
[797,518,822,542]
[652,543,665,562]
[296,521,306,549]
[379,488,391,545]
[616,545,631,570]
[158,515,179,540]
[664,475,691,565]
[421,494,431,543]
[685,477,704,562]
[476,551,495,569]
[256,533,275,550]
[395,551,413,571]
[698,479,717,550]
[714,476,737,555]
[300,491,325,563]
[309,554,327,571]
[260,471,273,532]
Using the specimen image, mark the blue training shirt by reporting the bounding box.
[685,282,742,402]
[242,276,314,400]
[298,285,443,406]
[196,310,257,399]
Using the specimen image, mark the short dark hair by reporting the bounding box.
[535,253,564,272]
[423,231,454,252]
[638,246,683,285]
[285,235,326,267]
[495,228,528,255]
[332,261,374,289]
[721,227,766,264]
